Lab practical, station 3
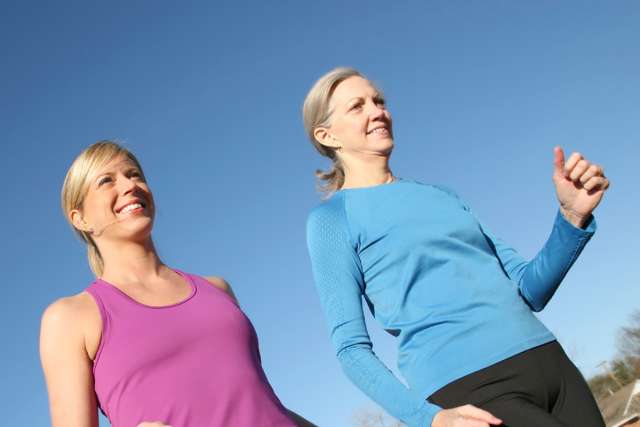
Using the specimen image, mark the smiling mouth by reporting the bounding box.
[117,201,146,215]
[367,127,391,135]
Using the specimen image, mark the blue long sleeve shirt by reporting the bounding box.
[306,180,596,427]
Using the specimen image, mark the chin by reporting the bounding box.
[367,134,393,146]
[377,139,394,155]
[121,219,154,240]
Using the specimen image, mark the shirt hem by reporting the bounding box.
[419,331,556,399]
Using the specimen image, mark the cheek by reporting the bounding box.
[82,194,104,219]
[336,117,367,139]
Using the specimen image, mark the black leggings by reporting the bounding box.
[428,341,605,427]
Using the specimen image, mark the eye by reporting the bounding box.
[349,102,363,112]
[126,168,145,181]
[374,96,386,107]
[97,176,112,186]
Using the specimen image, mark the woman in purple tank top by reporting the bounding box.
[40,141,313,427]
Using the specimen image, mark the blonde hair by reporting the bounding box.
[61,141,144,276]
[302,67,367,195]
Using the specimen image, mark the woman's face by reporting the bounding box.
[71,154,155,243]
[316,76,393,158]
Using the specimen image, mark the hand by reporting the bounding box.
[432,404,502,427]
[136,423,172,427]
[552,146,610,228]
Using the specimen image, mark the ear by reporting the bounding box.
[69,209,91,232]
[313,127,340,149]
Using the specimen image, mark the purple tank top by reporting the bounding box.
[86,270,295,427]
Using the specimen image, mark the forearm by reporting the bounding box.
[307,206,439,425]
[338,344,440,427]
[518,209,596,311]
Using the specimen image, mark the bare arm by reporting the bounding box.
[40,293,101,427]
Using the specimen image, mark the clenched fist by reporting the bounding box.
[553,146,610,228]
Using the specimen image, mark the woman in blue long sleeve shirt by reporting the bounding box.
[303,68,610,427]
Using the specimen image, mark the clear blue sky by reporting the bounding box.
[1,1,638,426]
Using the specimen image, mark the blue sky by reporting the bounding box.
[1,1,638,426]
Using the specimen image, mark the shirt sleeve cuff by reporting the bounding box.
[555,209,597,237]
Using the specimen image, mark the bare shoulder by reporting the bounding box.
[203,276,239,304]
[40,292,101,426]
[42,292,98,330]
[40,292,101,357]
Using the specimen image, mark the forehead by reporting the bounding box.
[331,76,379,105]
[93,154,139,176]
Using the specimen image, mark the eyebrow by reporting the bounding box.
[344,93,384,105]
[345,97,362,106]
[93,160,139,179]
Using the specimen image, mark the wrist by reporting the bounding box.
[559,206,589,229]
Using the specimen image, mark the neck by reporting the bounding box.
[98,238,165,286]
[340,152,394,189]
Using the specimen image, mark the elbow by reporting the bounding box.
[526,296,548,312]
[335,341,374,372]
[335,342,375,381]
[520,288,548,312]
[336,341,371,360]
[529,302,545,313]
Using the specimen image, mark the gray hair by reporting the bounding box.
[302,67,367,196]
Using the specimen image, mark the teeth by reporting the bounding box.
[121,203,143,214]
[369,128,388,134]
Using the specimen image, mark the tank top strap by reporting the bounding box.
[85,278,143,315]
[86,279,125,307]
[178,271,241,307]
[173,269,200,286]
[85,280,115,319]
[84,281,113,377]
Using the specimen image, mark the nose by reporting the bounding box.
[117,174,138,195]
[367,100,386,120]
